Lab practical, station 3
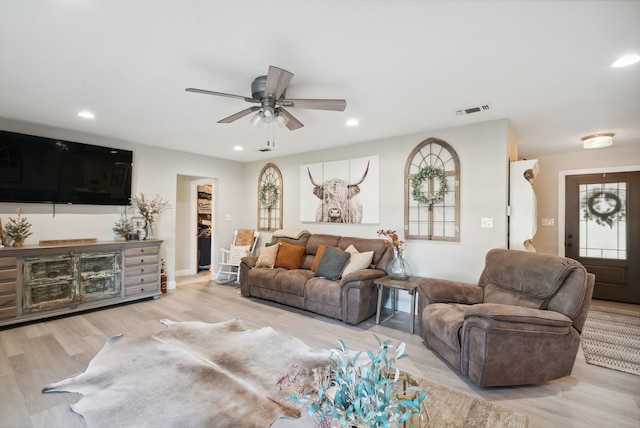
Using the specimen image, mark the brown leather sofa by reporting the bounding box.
[239,233,393,325]
[417,248,595,387]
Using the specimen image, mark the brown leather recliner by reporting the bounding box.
[417,248,595,387]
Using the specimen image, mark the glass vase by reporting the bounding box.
[145,221,155,240]
[387,251,412,280]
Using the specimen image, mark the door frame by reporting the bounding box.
[557,164,640,256]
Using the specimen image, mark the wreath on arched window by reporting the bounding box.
[411,166,448,206]
[259,183,279,209]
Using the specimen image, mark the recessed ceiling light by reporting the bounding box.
[78,110,95,119]
[346,118,359,127]
[233,145,243,151]
[611,54,640,68]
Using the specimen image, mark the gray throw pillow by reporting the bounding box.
[314,246,351,280]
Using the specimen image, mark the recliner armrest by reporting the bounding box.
[464,303,573,327]
[416,278,483,305]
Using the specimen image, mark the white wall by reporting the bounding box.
[0,118,248,289]
[245,119,511,285]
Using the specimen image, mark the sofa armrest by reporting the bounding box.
[239,256,257,297]
[240,256,257,269]
[340,269,386,325]
[416,278,483,305]
[341,268,386,286]
[464,303,573,327]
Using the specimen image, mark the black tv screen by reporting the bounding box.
[0,130,132,205]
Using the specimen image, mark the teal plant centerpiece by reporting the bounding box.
[129,193,171,240]
[377,229,412,280]
[3,208,33,247]
[284,336,428,428]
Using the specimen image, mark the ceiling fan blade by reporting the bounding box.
[265,66,294,100]
[218,106,260,123]
[186,88,257,103]
[278,108,304,130]
[281,98,346,111]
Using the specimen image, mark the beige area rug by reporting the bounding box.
[43,319,528,428]
[581,306,640,376]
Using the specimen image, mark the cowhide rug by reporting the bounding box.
[42,318,330,428]
[43,319,529,428]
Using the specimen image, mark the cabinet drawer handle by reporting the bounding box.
[141,249,145,253]
[140,268,144,273]
[140,259,144,263]
[140,278,145,283]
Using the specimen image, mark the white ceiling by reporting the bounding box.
[1,1,638,162]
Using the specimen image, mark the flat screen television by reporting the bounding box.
[0,129,133,205]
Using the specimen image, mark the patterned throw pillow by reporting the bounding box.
[274,242,306,270]
[255,243,280,268]
[314,246,351,280]
[228,245,250,265]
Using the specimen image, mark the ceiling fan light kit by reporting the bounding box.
[186,65,346,131]
[581,132,615,149]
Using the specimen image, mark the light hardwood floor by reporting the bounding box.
[1,273,638,428]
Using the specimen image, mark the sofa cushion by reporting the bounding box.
[305,277,342,307]
[247,266,284,289]
[255,243,280,268]
[270,269,313,296]
[274,242,306,270]
[338,237,391,270]
[342,250,374,277]
[311,244,326,272]
[314,246,351,280]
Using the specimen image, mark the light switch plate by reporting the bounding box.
[541,218,555,226]
[481,217,494,228]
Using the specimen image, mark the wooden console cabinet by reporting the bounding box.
[0,240,162,327]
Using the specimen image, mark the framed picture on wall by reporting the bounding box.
[300,155,379,224]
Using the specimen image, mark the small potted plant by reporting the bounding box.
[284,336,428,427]
[4,208,33,247]
[112,215,133,240]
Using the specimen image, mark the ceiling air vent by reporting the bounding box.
[455,103,492,116]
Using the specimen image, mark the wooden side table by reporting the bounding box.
[373,275,420,334]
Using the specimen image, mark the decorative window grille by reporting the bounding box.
[257,163,283,232]
[405,138,460,241]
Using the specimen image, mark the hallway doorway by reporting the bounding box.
[175,175,215,279]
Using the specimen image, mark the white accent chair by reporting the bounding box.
[215,230,259,283]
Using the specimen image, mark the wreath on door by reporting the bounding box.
[411,166,448,206]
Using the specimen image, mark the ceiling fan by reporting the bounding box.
[185,65,346,130]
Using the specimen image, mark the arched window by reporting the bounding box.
[257,163,283,231]
[405,138,460,241]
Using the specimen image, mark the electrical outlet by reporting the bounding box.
[225,214,232,221]
[481,217,494,228]
[541,218,555,226]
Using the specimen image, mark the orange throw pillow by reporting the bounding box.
[274,241,306,270]
[311,244,326,272]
